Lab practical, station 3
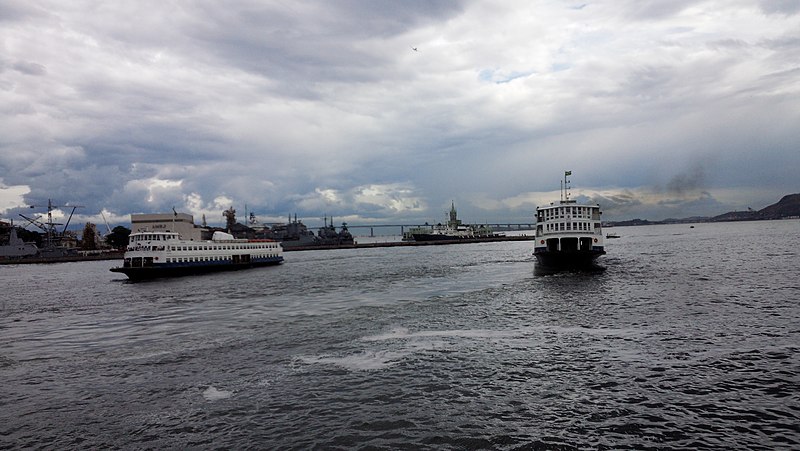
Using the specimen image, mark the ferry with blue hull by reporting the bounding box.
[533,172,605,269]
[110,230,283,280]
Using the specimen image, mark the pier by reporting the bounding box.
[344,223,536,237]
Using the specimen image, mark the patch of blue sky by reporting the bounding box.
[478,68,534,84]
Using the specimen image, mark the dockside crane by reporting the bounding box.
[19,199,84,248]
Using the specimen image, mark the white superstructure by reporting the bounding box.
[112,230,283,280]
[533,172,605,268]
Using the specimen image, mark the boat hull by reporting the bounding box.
[412,233,469,241]
[533,249,605,269]
[412,233,500,242]
[110,257,283,281]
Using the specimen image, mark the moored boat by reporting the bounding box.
[0,226,39,259]
[411,202,501,242]
[533,172,605,269]
[110,230,283,280]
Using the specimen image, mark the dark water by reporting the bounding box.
[2,220,799,449]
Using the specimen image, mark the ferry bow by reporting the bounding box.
[533,172,605,269]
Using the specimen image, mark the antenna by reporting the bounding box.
[100,210,112,235]
[564,170,572,201]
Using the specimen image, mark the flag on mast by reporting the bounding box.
[565,170,572,176]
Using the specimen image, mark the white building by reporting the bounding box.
[130,213,206,241]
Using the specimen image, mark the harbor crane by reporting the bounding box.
[18,199,84,248]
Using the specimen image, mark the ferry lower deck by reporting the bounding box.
[110,256,283,281]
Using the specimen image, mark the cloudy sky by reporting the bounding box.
[1,0,799,229]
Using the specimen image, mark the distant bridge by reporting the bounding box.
[345,223,536,237]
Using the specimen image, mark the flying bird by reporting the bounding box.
[411,47,418,52]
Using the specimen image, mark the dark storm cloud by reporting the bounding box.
[173,1,465,96]
[666,165,705,197]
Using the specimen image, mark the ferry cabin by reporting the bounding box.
[534,201,604,253]
[122,231,282,268]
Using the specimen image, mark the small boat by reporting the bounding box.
[110,230,283,280]
[606,232,620,239]
[533,172,605,269]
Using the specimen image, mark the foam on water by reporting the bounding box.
[202,386,233,401]
[300,349,411,371]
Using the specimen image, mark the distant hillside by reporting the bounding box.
[709,210,759,222]
[606,218,660,227]
[605,192,800,226]
[711,193,800,221]
[758,193,800,219]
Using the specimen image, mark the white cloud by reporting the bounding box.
[0,181,31,214]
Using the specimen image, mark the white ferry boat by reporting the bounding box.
[110,230,283,280]
[533,172,605,269]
